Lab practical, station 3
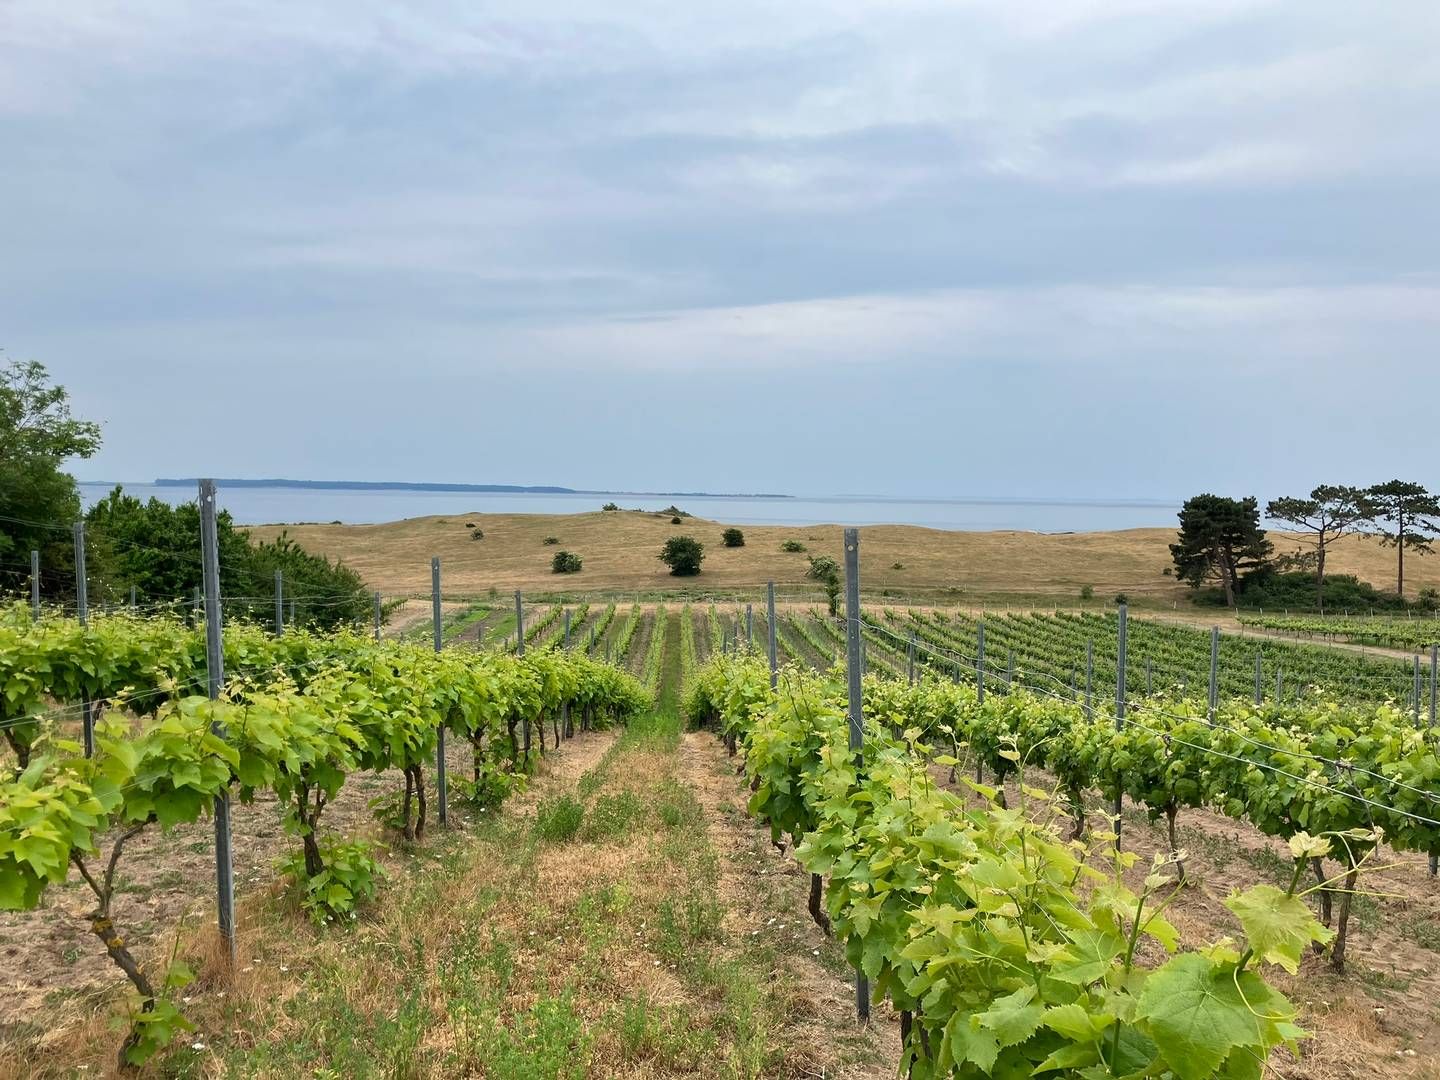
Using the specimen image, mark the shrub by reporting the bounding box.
[1114,593,1129,606]
[659,536,705,576]
[670,516,682,524]
[780,539,806,553]
[536,794,585,841]
[602,502,620,511]
[465,521,475,528]
[722,528,745,548]
[891,561,905,570]
[1080,584,1095,600]
[552,550,583,574]
[543,536,560,545]
[470,527,484,541]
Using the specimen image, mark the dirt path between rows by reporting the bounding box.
[678,731,900,1078]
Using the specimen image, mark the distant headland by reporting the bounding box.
[152,478,793,499]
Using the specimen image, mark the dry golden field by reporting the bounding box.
[247,509,1440,605]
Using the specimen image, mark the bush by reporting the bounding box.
[602,502,620,511]
[659,536,705,576]
[891,562,905,570]
[1080,584,1094,601]
[1114,593,1129,606]
[543,536,560,545]
[780,539,806,553]
[535,794,585,841]
[552,550,583,574]
[722,528,745,548]
[470,527,484,541]
[670,516,682,524]
[1193,568,1419,613]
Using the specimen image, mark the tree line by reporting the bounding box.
[1,360,370,629]
[1171,484,1440,612]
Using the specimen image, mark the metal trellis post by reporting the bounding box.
[766,582,778,690]
[199,480,236,966]
[433,558,447,826]
[74,522,94,757]
[842,528,869,1022]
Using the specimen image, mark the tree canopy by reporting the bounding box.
[1265,485,1374,613]
[0,360,102,600]
[1365,480,1440,597]
[1169,495,1272,608]
[658,536,704,576]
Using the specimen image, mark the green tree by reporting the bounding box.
[1266,485,1375,613]
[721,528,745,548]
[807,554,842,617]
[658,536,704,576]
[1365,480,1440,597]
[1169,495,1272,608]
[85,487,368,629]
[551,550,582,574]
[0,360,101,601]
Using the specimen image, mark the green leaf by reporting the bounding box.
[1136,954,1266,1080]
[977,985,1045,1048]
[1223,884,1333,974]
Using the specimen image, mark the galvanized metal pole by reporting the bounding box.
[73,522,88,627]
[1207,627,1220,724]
[1276,668,1283,702]
[29,550,39,619]
[1254,653,1262,706]
[515,590,525,656]
[746,604,753,651]
[842,528,868,1022]
[1084,639,1093,721]
[433,558,447,826]
[976,622,986,704]
[907,631,916,685]
[562,608,573,738]
[374,591,382,640]
[1114,605,1128,844]
[1006,649,1015,692]
[73,522,93,757]
[289,597,296,627]
[766,582,778,690]
[1145,656,1153,697]
[129,584,137,610]
[1431,645,1438,877]
[274,569,284,637]
[194,585,201,616]
[199,480,236,966]
[1414,655,1423,725]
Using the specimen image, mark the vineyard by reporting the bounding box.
[1239,613,1440,654]
[0,604,649,1067]
[8,569,1440,1075]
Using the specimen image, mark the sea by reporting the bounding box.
[77,483,1180,533]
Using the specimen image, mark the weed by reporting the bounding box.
[535,794,585,842]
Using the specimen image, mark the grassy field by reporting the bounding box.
[248,509,1440,608]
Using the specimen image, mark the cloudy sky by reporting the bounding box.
[3,1,1438,501]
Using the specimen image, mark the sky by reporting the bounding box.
[3,1,1438,502]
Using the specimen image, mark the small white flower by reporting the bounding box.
[191,1042,206,1051]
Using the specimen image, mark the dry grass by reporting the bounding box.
[248,512,1440,604]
